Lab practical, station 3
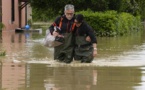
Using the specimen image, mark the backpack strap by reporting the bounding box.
[71,23,76,32]
[58,17,76,32]
[59,17,63,28]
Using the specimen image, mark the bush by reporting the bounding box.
[77,10,142,37]
[116,13,142,35]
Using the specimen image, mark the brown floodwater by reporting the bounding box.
[0,30,145,90]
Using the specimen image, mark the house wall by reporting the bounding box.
[0,0,2,22]
[21,2,26,27]
[27,4,32,21]
[2,0,26,30]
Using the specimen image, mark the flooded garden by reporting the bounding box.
[0,29,145,90]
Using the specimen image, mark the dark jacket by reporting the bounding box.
[75,22,97,44]
[49,15,75,34]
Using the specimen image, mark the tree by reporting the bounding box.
[136,0,145,20]
[29,0,145,21]
[29,0,109,21]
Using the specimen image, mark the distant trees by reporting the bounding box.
[29,0,145,21]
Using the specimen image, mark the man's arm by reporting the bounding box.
[86,24,98,57]
[49,16,61,35]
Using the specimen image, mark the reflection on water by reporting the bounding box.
[0,30,145,90]
[0,62,145,90]
[0,62,25,90]
[0,30,145,66]
[97,30,145,58]
[1,30,53,62]
[94,30,145,66]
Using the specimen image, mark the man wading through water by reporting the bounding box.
[49,4,76,63]
[74,14,97,63]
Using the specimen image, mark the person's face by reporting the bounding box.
[64,9,74,20]
[74,19,82,27]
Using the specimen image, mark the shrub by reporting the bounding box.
[77,10,142,37]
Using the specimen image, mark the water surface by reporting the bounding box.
[0,30,145,90]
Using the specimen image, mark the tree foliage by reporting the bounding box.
[29,0,145,21]
[78,10,142,37]
[29,0,109,21]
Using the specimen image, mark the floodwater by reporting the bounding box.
[0,30,145,90]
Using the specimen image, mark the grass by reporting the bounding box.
[0,51,6,56]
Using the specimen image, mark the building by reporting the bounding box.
[1,0,32,31]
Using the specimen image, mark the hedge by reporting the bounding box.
[77,10,143,37]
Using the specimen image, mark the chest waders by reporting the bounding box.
[54,33,74,63]
[75,36,93,63]
[53,17,75,63]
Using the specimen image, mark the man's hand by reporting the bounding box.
[52,31,59,37]
[86,36,91,42]
[93,50,97,57]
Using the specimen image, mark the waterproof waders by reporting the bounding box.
[54,33,74,63]
[74,36,93,63]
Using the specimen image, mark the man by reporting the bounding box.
[74,14,97,63]
[49,4,76,63]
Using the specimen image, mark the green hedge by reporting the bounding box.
[77,10,143,37]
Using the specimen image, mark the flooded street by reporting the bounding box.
[0,30,145,90]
